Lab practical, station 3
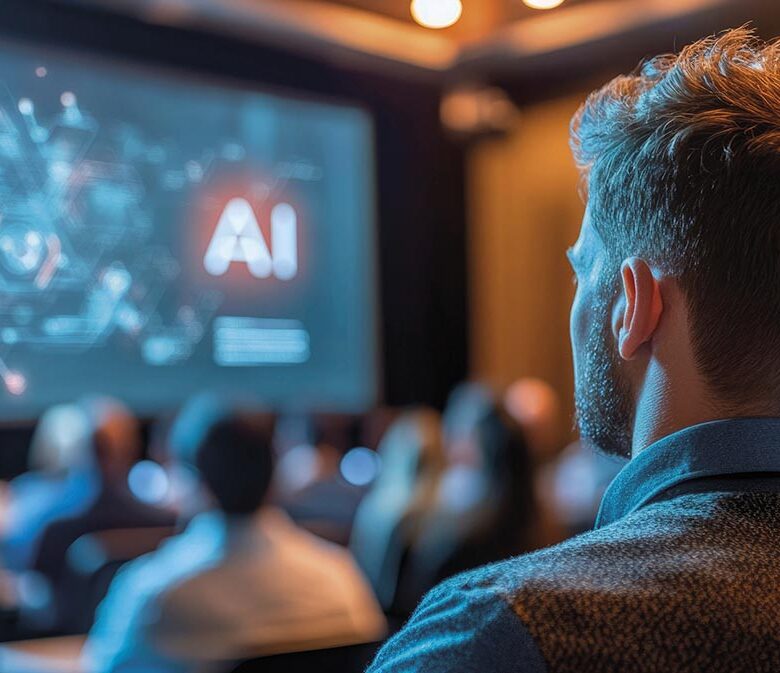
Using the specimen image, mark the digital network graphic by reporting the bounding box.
[0,57,316,400]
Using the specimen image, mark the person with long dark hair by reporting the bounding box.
[392,393,538,616]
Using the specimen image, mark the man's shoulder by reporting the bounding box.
[368,562,547,673]
[473,492,780,673]
[455,491,780,654]
[368,494,745,673]
[423,517,654,611]
[476,492,739,597]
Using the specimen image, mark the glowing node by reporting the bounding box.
[185,160,204,182]
[522,0,565,9]
[0,226,46,275]
[1,328,18,345]
[340,447,381,487]
[35,66,47,78]
[128,460,170,505]
[102,266,132,295]
[276,444,319,492]
[60,91,77,108]
[178,305,195,323]
[49,160,72,182]
[17,98,33,115]
[5,372,27,396]
[411,0,463,29]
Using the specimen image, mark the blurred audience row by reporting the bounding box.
[0,379,625,671]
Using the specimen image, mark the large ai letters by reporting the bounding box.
[204,197,298,280]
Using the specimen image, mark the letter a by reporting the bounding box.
[204,198,273,278]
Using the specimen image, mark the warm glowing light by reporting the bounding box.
[411,0,463,29]
[4,372,26,396]
[523,0,565,9]
[60,91,77,108]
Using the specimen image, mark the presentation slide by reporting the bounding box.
[0,40,378,418]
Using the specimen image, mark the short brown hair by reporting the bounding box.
[571,27,780,411]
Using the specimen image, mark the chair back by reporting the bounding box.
[229,641,382,673]
[60,526,175,632]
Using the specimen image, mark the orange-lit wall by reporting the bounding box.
[468,92,585,429]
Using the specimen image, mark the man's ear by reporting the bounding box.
[614,257,663,361]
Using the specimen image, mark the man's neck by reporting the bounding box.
[630,359,721,458]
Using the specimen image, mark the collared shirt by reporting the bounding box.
[84,507,385,673]
[368,418,780,673]
[596,417,780,527]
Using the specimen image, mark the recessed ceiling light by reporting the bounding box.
[523,0,566,9]
[411,0,463,29]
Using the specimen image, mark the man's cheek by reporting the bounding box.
[570,293,589,361]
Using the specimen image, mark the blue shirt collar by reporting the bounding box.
[595,417,780,529]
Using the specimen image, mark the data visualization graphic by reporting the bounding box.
[0,41,377,417]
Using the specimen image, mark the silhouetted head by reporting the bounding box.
[475,404,533,506]
[375,409,444,502]
[167,394,231,470]
[309,413,357,478]
[80,396,141,483]
[442,382,494,468]
[504,378,561,463]
[190,406,276,516]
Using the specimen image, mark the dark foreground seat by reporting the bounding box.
[60,526,175,632]
[229,641,382,673]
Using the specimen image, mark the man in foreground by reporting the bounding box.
[369,28,780,672]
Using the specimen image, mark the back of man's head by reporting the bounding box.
[570,27,780,412]
[194,411,276,516]
[80,396,141,482]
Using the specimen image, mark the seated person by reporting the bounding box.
[349,409,445,616]
[395,400,537,616]
[504,378,568,547]
[369,28,780,672]
[31,397,176,631]
[83,398,386,673]
[1,404,97,572]
[546,439,625,536]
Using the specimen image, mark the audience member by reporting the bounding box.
[349,409,444,614]
[30,397,175,631]
[505,377,570,546]
[369,28,780,672]
[547,440,625,536]
[396,399,537,615]
[437,382,496,516]
[1,404,96,572]
[83,397,385,673]
[441,383,494,459]
[504,377,562,465]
